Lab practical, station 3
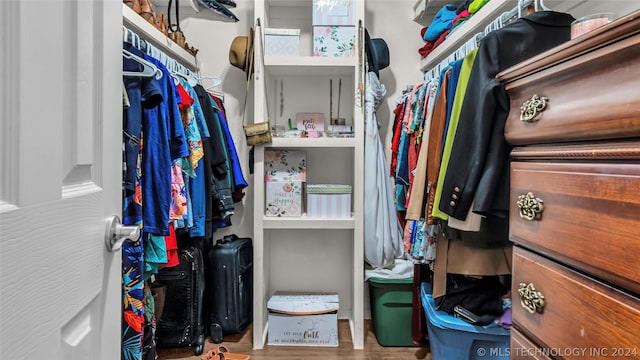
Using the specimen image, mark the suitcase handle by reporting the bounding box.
[217,234,239,244]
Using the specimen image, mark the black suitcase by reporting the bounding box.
[155,243,206,356]
[206,234,253,343]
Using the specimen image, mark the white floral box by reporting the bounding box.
[266,181,303,217]
[265,150,306,182]
[312,0,355,26]
[313,26,356,57]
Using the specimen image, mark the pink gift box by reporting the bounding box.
[265,150,306,182]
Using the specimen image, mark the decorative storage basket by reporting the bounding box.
[306,184,352,218]
[264,28,301,56]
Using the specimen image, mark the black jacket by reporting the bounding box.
[439,11,575,221]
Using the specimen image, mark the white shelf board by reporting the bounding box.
[123,4,199,70]
[419,0,517,72]
[268,137,356,148]
[265,56,357,76]
[263,214,355,229]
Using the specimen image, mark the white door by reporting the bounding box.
[0,1,123,360]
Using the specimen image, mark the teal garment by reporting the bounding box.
[431,49,478,220]
[144,233,168,279]
[424,4,458,41]
[468,0,490,13]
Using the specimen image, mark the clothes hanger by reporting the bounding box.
[123,48,162,79]
[122,27,162,79]
[199,76,224,100]
[200,76,222,90]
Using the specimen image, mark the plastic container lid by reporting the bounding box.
[264,28,301,36]
[307,184,352,194]
[267,292,339,315]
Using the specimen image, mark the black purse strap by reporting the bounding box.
[167,0,181,33]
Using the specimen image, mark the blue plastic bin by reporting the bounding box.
[421,282,510,360]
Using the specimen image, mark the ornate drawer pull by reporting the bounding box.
[517,192,544,221]
[520,94,548,122]
[518,282,545,314]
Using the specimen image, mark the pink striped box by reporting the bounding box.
[306,184,352,218]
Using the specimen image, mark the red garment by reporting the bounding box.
[420,29,452,58]
[176,82,194,111]
[390,102,406,177]
[452,9,470,26]
[418,40,436,58]
[405,131,419,208]
[433,29,450,49]
[160,222,179,268]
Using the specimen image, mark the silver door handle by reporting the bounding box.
[105,215,140,252]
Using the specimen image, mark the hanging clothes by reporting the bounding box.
[364,71,403,270]
[439,11,575,224]
[122,43,165,360]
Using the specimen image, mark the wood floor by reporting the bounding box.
[157,320,432,360]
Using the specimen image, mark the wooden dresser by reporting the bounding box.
[497,10,640,359]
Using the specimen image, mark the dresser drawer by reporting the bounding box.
[512,247,640,356]
[511,329,552,360]
[503,32,640,146]
[510,161,640,294]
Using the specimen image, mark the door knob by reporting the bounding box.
[105,215,140,252]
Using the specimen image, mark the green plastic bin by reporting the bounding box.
[368,277,417,347]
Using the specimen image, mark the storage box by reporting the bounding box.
[421,283,510,360]
[265,150,306,182]
[264,28,300,56]
[266,181,303,217]
[306,184,352,218]
[312,0,356,25]
[313,26,356,57]
[368,277,417,347]
[267,292,339,347]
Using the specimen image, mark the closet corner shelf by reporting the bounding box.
[264,56,357,76]
[263,214,355,230]
[123,4,198,70]
[268,137,357,148]
[419,0,517,72]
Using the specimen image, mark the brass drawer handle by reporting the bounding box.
[517,192,544,221]
[518,282,545,314]
[520,94,548,122]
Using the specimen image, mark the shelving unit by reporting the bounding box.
[252,0,365,350]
